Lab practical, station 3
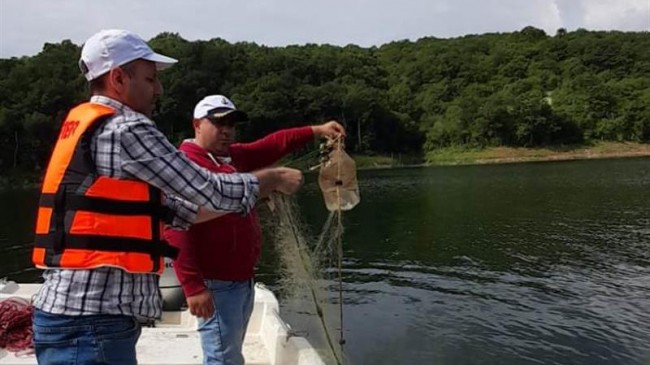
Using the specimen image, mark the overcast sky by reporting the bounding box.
[1,0,648,58]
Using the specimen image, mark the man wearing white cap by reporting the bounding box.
[164,94,344,365]
[30,30,303,365]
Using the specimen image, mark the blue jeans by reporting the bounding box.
[32,309,141,365]
[198,279,255,365]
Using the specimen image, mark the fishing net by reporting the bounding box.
[268,194,344,365]
[266,136,359,365]
[0,297,34,355]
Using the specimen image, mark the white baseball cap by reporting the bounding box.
[193,95,248,122]
[79,29,178,81]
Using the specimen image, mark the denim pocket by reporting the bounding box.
[96,317,140,365]
[95,316,141,340]
[33,328,80,365]
[205,279,237,292]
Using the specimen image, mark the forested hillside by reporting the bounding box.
[1,27,648,175]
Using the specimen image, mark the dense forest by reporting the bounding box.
[0,27,648,176]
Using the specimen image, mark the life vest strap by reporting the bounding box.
[34,233,179,259]
[39,194,171,218]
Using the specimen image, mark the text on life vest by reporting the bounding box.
[59,120,80,139]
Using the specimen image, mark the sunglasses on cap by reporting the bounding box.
[203,106,248,126]
[206,115,237,127]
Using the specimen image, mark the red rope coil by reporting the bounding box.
[0,297,34,353]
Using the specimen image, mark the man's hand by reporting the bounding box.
[274,167,303,195]
[312,121,346,139]
[254,167,304,198]
[186,289,214,319]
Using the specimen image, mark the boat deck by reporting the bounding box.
[0,282,324,365]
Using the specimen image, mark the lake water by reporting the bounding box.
[1,157,649,364]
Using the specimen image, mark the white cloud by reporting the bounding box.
[553,0,650,31]
[0,0,647,58]
[554,0,587,29]
[582,0,650,31]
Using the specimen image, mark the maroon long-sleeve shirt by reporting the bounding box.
[163,126,314,297]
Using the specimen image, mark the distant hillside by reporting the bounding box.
[0,27,648,174]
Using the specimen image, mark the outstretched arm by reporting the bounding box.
[232,121,346,171]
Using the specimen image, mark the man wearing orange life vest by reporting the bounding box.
[30,29,303,365]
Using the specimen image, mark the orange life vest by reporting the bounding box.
[33,102,178,274]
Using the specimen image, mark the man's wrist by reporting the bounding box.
[183,281,208,297]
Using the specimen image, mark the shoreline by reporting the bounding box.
[469,151,650,166]
[1,143,648,186]
[354,142,650,170]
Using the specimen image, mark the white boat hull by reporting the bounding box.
[0,281,325,365]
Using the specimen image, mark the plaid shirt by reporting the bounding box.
[33,96,259,319]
